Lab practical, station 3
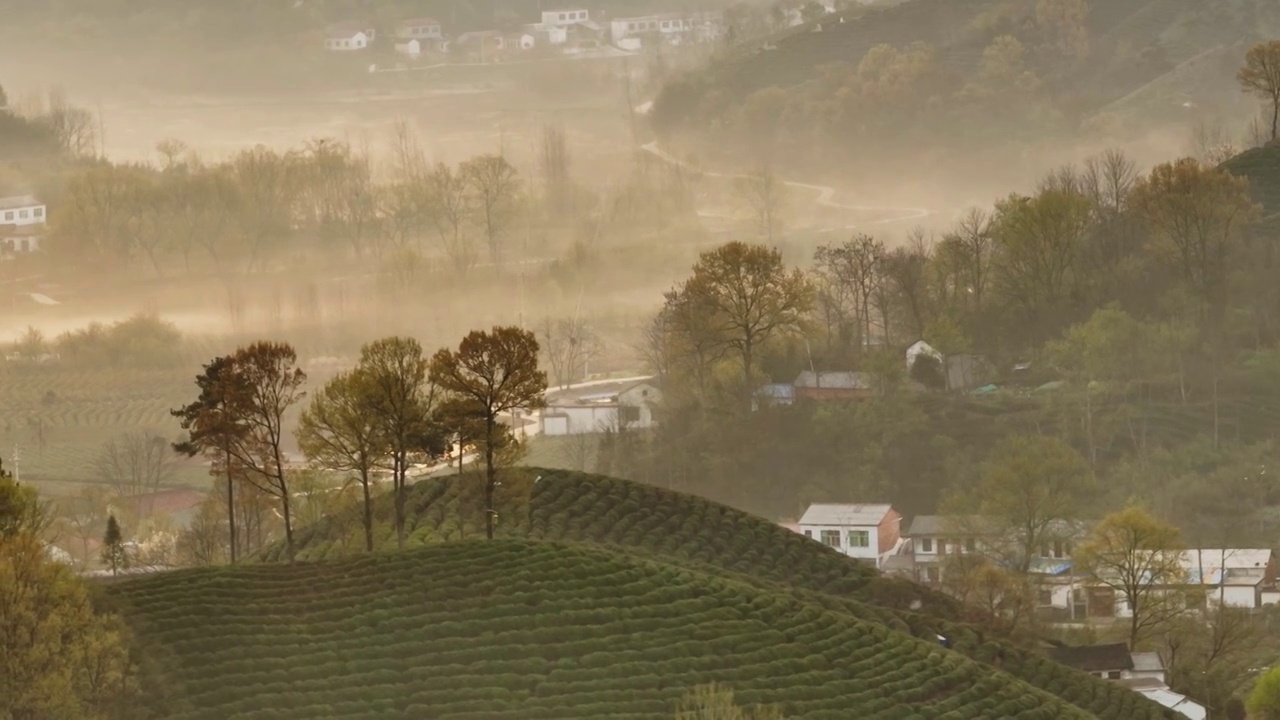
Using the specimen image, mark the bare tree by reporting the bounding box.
[814,235,883,351]
[94,430,180,508]
[461,154,521,264]
[427,162,475,272]
[733,164,788,242]
[540,124,574,213]
[1239,41,1280,142]
[541,316,601,389]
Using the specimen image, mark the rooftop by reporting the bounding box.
[1047,643,1134,673]
[546,377,657,407]
[798,503,894,527]
[0,195,41,210]
[1130,652,1164,674]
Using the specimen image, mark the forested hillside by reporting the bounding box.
[652,0,1280,183]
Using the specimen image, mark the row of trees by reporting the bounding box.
[52,137,524,275]
[172,327,546,562]
[648,151,1264,408]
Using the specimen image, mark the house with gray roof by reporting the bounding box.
[795,503,902,568]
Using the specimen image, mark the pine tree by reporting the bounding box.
[101,514,126,576]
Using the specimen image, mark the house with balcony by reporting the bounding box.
[796,503,902,568]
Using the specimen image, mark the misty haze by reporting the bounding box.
[7,1,1280,718]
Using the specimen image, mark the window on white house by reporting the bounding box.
[1053,540,1065,559]
[920,538,933,553]
[4,211,12,221]
[925,566,940,582]
[1107,671,1121,680]
[965,538,976,552]
[1037,589,1052,606]
[619,405,640,424]
[820,530,840,548]
[18,210,28,219]
[34,208,43,218]
[803,530,812,538]
[849,530,869,548]
[560,13,567,20]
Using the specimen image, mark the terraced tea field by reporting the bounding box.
[0,366,204,491]
[258,469,1178,720]
[112,540,1114,720]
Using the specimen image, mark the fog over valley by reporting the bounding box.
[8,1,1280,719]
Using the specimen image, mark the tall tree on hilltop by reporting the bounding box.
[296,370,389,553]
[172,355,251,563]
[358,337,444,549]
[178,343,306,561]
[430,327,546,540]
[678,241,813,390]
[1239,41,1280,142]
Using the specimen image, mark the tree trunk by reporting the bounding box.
[225,449,237,565]
[484,415,496,540]
[361,467,374,553]
[280,479,294,563]
[1272,98,1278,141]
[394,452,407,550]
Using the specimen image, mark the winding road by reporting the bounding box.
[639,141,933,231]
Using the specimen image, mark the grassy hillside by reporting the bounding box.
[112,539,1137,719]
[258,468,1178,720]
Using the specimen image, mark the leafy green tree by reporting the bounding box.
[1075,506,1185,649]
[101,514,127,575]
[948,435,1093,573]
[1248,664,1280,719]
[1131,158,1259,325]
[430,327,547,540]
[1239,41,1280,142]
[354,337,443,549]
[1,482,136,718]
[297,370,389,552]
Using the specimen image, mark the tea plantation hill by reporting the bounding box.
[248,468,1178,720]
[114,540,1128,720]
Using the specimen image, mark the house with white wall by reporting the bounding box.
[540,379,661,436]
[542,8,590,26]
[609,11,725,47]
[325,23,374,51]
[796,503,902,567]
[0,195,46,254]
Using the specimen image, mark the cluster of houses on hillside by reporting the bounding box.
[322,6,745,62]
[0,194,46,256]
[786,502,1253,719]
[789,503,1279,614]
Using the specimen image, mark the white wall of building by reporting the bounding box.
[542,9,589,26]
[541,406,618,435]
[326,32,369,50]
[798,523,881,564]
[0,201,45,227]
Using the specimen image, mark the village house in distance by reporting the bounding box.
[0,194,46,255]
[539,378,662,436]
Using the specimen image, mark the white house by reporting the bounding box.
[540,379,661,436]
[0,195,46,254]
[396,17,442,40]
[796,503,903,567]
[325,23,374,51]
[394,38,422,57]
[609,11,725,46]
[542,8,590,26]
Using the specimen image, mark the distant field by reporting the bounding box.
[0,365,203,493]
